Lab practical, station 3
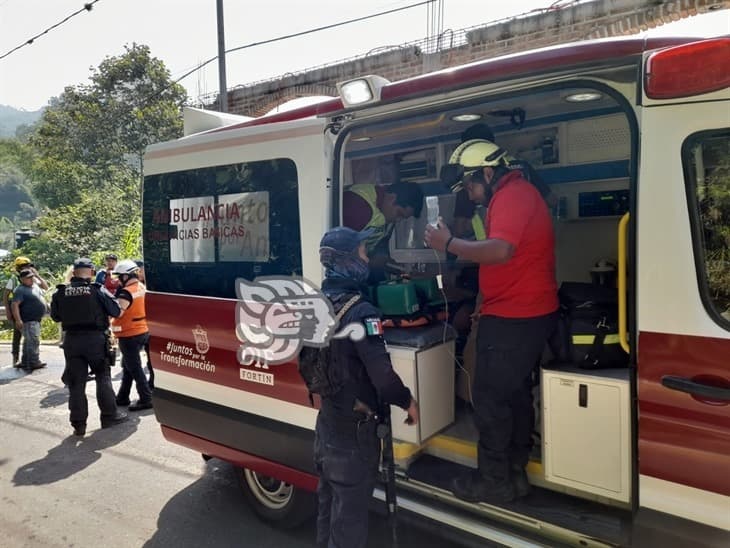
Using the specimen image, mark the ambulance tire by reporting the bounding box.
[238,467,315,528]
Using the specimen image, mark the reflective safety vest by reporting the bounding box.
[111,279,148,338]
[346,184,389,253]
[471,212,487,241]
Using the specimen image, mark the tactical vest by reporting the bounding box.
[57,282,108,331]
[347,184,388,253]
[111,280,148,338]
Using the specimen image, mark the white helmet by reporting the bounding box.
[112,259,140,276]
[448,139,508,171]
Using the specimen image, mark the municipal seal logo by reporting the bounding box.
[193,325,210,354]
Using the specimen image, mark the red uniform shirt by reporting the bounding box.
[479,170,558,318]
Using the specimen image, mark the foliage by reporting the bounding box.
[8,43,187,278]
[0,139,37,249]
[695,135,730,316]
[28,43,186,212]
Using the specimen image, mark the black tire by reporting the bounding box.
[237,467,316,528]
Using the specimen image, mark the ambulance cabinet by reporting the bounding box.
[387,341,455,445]
[542,367,631,503]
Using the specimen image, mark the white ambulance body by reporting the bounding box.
[142,36,730,546]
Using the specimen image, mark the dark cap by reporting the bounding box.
[460,122,494,144]
[319,226,374,253]
[18,269,34,279]
[73,257,95,269]
[104,253,118,260]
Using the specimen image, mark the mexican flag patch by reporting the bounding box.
[364,317,384,336]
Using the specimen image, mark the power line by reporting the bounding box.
[0,0,101,61]
[158,0,435,104]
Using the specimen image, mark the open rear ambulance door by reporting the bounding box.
[635,38,730,536]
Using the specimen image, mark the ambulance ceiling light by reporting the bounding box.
[564,91,602,102]
[451,113,482,122]
[337,75,391,108]
[352,136,372,142]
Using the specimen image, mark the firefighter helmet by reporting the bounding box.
[112,259,139,275]
[448,139,508,171]
[13,256,32,269]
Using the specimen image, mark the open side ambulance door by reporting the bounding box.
[635,38,730,532]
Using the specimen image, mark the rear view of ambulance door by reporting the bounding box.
[635,38,730,534]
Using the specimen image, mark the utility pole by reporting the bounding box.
[216,0,228,112]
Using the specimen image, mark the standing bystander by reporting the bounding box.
[4,256,48,366]
[95,253,120,293]
[11,269,48,371]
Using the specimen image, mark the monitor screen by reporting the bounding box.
[389,193,456,264]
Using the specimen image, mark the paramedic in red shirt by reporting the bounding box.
[424,139,558,504]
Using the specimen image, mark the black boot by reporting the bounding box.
[128,399,153,411]
[101,411,128,428]
[451,470,515,504]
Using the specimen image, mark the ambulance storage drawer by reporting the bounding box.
[388,341,455,445]
[542,367,631,503]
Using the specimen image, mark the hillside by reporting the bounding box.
[0,104,43,138]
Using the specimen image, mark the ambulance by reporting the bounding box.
[142,35,730,546]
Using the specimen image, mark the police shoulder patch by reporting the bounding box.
[363,317,384,336]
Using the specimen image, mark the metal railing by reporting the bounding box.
[193,1,588,105]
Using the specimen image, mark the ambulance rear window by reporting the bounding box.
[142,158,302,298]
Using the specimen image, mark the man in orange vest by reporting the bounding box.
[111,259,152,411]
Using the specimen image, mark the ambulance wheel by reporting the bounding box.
[238,468,315,528]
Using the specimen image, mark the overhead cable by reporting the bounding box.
[161,0,435,100]
[0,0,101,61]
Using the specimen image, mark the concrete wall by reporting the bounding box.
[222,0,728,116]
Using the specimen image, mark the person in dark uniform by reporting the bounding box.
[315,226,419,548]
[50,258,128,436]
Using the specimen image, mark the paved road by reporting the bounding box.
[0,344,473,548]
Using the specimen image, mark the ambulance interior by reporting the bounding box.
[337,82,635,539]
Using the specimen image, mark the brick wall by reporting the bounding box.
[224,0,728,116]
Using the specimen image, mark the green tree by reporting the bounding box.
[25,43,187,270]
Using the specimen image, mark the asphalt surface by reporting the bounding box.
[0,343,472,548]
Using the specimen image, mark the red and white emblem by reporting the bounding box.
[192,325,210,354]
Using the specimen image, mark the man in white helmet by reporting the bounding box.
[111,259,153,411]
[425,139,558,504]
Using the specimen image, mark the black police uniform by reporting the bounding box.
[51,276,124,432]
[314,277,412,548]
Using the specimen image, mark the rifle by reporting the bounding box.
[353,398,399,546]
[378,404,398,547]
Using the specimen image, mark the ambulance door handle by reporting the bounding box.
[661,375,730,402]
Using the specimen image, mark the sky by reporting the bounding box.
[0,0,728,111]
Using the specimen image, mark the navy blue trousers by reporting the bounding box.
[314,412,380,548]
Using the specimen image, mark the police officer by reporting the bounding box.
[315,226,419,548]
[51,258,128,436]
